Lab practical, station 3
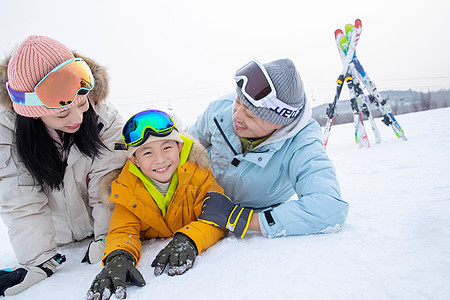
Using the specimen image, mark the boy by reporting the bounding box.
[87,110,225,300]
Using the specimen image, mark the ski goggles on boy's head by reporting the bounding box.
[122,109,178,147]
[6,58,94,109]
[234,60,301,114]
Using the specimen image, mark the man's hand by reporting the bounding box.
[0,253,66,296]
[81,239,105,264]
[87,250,145,300]
[152,233,198,276]
[198,192,254,238]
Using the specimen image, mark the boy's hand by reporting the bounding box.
[152,233,198,276]
[87,250,145,300]
[198,192,253,238]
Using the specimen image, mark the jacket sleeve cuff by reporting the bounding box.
[258,209,285,238]
[176,221,224,253]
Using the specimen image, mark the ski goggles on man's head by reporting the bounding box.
[122,110,178,147]
[6,58,94,109]
[234,60,301,114]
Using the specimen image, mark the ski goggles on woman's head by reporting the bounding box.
[122,110,178,147]
[234,60,301,114]
[6,58,94,108]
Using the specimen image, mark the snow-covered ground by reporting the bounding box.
[1,107,449,299]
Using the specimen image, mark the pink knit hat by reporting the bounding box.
[7,35,85,117]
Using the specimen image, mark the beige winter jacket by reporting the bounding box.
[0,53,127,267]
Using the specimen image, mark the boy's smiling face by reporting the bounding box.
[130,139,183,183]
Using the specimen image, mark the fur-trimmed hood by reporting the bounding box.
[182,132,211,170]
[0,51,110,112]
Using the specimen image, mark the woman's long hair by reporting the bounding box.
[15,104,108,190]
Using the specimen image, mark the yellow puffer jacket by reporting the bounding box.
[103,135,225,265]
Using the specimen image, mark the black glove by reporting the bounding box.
[81,239,105,264]
[152,233,198,276]
[0,253,66,296]
[87,250,145,300]
[198,192,254,238]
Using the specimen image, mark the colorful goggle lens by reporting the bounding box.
[6,58,94,108]
[122,110,177,147]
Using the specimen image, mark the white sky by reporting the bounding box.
[1,0,449,120]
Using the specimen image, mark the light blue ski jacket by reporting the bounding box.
[188,93,348,238]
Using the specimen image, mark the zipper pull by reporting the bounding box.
[243,140,253,157]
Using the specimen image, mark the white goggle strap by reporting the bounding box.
[260,95,303,118]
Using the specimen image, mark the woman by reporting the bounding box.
[0,36,127,296]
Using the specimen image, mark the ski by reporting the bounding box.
[353,79,381,143]
[347,76,370,148]
[342,23,380,144]
[323,20,362,148]
[323,73,344,149]
[351,56,407,140]
[338,23,370,147]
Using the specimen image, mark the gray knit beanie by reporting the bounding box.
[236,58,305,125]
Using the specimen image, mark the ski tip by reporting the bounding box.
[354,19,362,28]
[335,30,344,40]
[334,28,343,38]
[338,35,349,53]
[344,23,354,36]
[339,35,348,43]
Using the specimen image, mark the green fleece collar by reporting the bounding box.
[240,136,270,153]
[178,134,192,165]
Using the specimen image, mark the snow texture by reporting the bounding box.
[1,107,449,299]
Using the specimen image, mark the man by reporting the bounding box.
[190,59,348,238]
